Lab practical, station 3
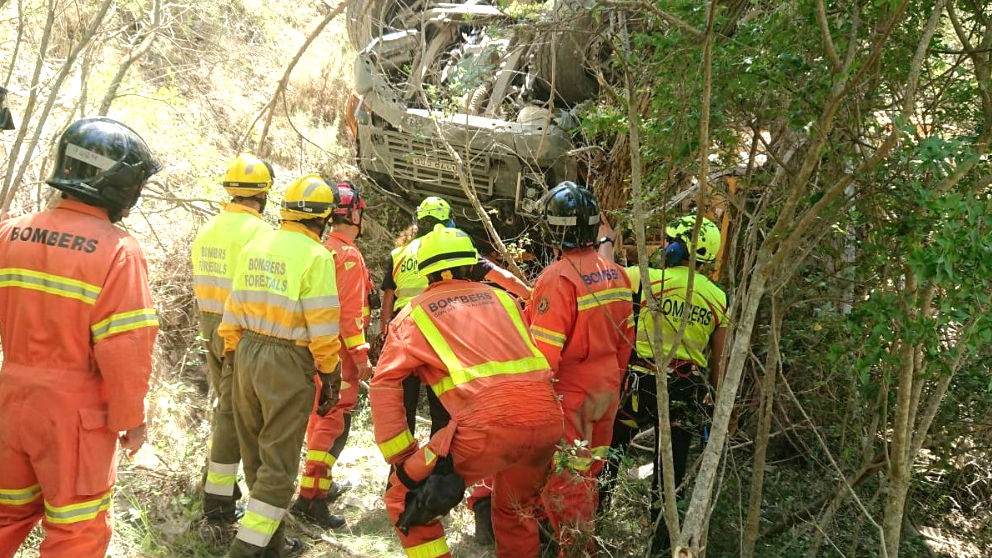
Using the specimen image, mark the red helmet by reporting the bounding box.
[333,182,366,224]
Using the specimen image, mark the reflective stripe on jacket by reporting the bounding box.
[218,222,341,373]
[324,231,372,360]
[390,238,426,310]
[370,280,555,464]
[526,247,634,394]
[191,204,270,315]
[0,199,159,431]
[625,265,727,367]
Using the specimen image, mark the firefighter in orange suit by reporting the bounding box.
[371,225,563,558]
[294,182,373,529]
[527,182,634,555]
[0,117,161,558]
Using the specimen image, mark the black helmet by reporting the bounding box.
[541,181,600,249]
[47,117,162,211]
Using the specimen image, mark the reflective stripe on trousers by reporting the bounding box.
[299,476,332,491]
[306,449,335,467]
[236,498,286,547]
[405,536,450,558]
[378,430,415,461]
[0,484,42,506]
[44,491,112,524]
[204,461,239,497]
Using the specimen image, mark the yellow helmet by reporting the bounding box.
[223,153,274,198]
[416,225,479,276]
[280,174,338,221]
[416,196,453,224]
[665,215,722,263]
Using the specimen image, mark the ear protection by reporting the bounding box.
[664,239,689,267]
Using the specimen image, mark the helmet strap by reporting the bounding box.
[108,206,126,223]
[353,208,363,237]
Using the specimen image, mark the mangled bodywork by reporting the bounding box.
[347,1,607,236]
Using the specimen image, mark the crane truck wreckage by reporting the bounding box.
[344,0,609,243]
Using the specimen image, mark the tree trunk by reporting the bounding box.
[1,0,56,204]
[3,0,25,88]
[740,294,782,557]
[679,259,769,554]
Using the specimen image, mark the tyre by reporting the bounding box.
[346,0,428,51]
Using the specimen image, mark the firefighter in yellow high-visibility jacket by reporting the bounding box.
[191,153,274,522]
[219,174,343,558]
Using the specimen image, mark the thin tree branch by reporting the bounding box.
[816,0,843,73]
[779,369,888,557]
[99,0,164,115]
[250,1,345,153]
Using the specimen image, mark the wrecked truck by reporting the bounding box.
[345,1,609,240]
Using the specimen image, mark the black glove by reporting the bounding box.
[316,365,342,416]
[396,456,465,534]
[367,289,382,310]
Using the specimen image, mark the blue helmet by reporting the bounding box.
[541,181,600,249]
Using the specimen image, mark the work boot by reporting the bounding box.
[262,524,303,558]
[473,495,494,545]
[227,538,266,558]
[290,496,346,529]
[204,484,244,524]
[326,479,352,503]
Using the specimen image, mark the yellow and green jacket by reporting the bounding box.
[191,204,270,315]
[219,222,341,373]
[388,238,427,310]
[625,265,727,368]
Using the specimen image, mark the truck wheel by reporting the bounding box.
[346,0,427,51]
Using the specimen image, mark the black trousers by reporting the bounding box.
[402,374,450,436]
[600,366,707,544]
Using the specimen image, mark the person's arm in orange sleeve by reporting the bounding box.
[526,272,575,373]
[369,317,422,465]
[301,253,342,374]
[335,248,371,375]
[475,257,531,301]
[597,211,617,261]
[90,240,159,441]
[483,265,531,301]
[218,291,244,354]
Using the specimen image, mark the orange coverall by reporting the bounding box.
[301,231,373,499]
[526,247,633,550]
[371,280,564,558]
[0,199,158,558]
